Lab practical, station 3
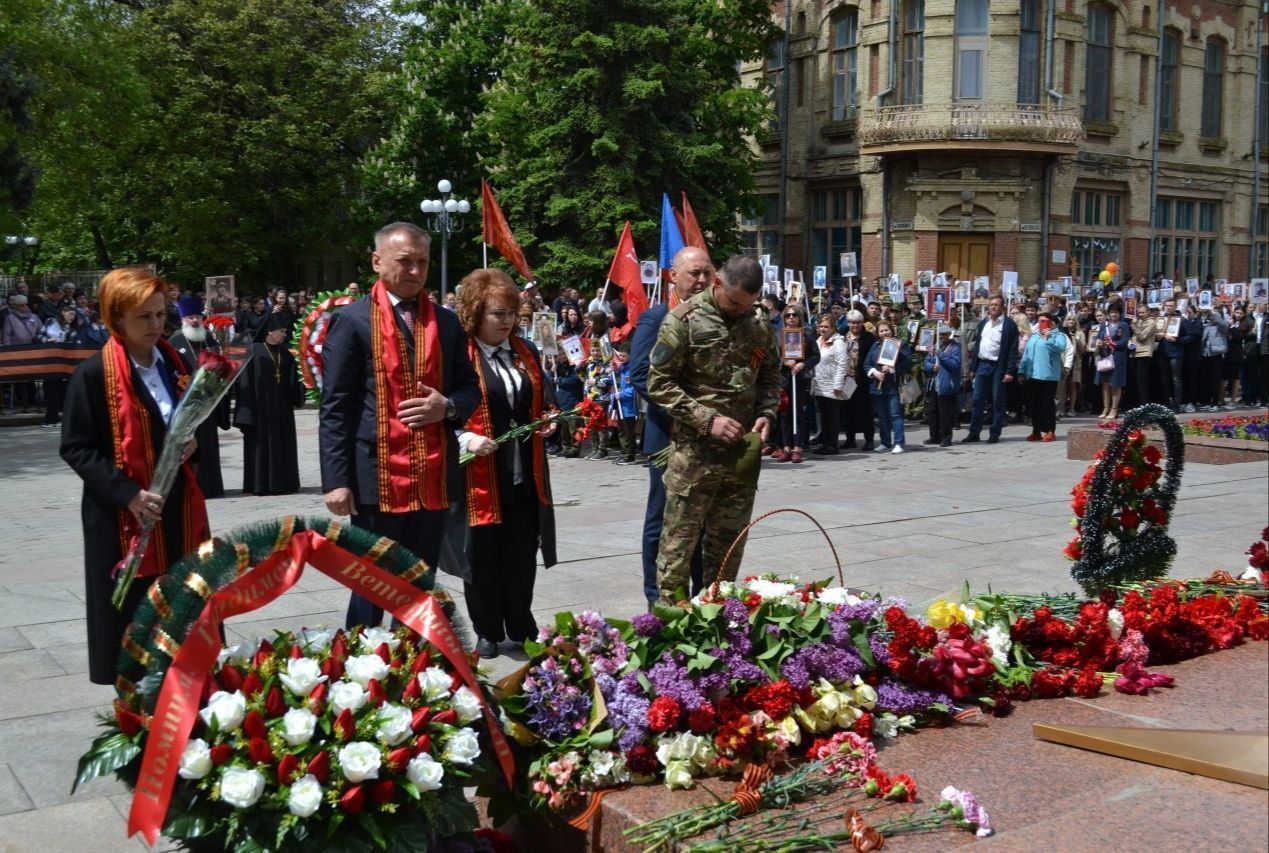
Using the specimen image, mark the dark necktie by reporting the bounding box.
[399,299,417,335]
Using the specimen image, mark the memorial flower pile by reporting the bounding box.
[77,626,499,852]
[1065,427,1168,564]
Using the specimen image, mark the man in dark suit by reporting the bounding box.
[319,222,481,628]
[963,295,1019,444]
[629,246,710,609]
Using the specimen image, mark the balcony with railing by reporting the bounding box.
[858,103,1085,154]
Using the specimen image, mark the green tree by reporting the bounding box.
[478,0,777,289]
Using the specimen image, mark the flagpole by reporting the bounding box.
[483,243,488,269]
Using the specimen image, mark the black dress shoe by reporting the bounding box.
[960,435,980,443]
[476,638,499,658]
[922,438,940,445]
[861,442,874,451]
[986,435,1000,444]
[940,439,952,447]
[842,441,858,449]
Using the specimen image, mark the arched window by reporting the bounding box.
[902,0,924,104]
[955,0,989,102]
[832,11,859,120]
[1084,5,1112,121]
[1159,29,1180,132]
[1200,38,1224,138]
[1018,0,1042,105]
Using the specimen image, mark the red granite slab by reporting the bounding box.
[1067,423,1268,464]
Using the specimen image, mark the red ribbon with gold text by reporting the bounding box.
[126,526,514,844]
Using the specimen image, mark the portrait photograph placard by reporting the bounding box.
[915,327,935,352]
[204,275,236,315]
[1122,297,1138,319]
[813,266,827,289]
[639,259,659,285]
[533,311,558,355]
[1146,289,1162,308]
[877,337,901,368]
[933,272,949,287]
[1197,290,1213,310]
[976,276,994,300]
[1250,279,1269,304]
[1186,278,1199,295]
[889,277,905,304]
[781,328,805,360]
[840,252,858,278]
[764,264,779,285]
[559,334,585,367]
[953,281,972,304]
[1166,317,1182,337]
[926,287,952,321]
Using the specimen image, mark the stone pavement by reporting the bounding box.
[0,409,1265,851]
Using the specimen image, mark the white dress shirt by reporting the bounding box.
[979,316,1004,361]
[132,347,175,425]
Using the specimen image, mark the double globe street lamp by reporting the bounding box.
[4,233,40,276]
[419,179,471,302]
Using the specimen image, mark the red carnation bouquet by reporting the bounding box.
[1064,429,1166,563]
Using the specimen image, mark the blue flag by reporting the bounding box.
[659,193,685,271]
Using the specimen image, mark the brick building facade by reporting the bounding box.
[741,0,1268,293]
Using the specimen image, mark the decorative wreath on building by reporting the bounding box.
[1067,404,1185,596]
[294,291,358,404]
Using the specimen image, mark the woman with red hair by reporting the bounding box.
[59,267,209,686]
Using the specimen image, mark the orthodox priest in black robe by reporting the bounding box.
[168,296,229,497]
[234,313,304,495]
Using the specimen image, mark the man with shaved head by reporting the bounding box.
[628,247,715,608]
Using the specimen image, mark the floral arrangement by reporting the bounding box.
[1066,404,1184,596]
[496,566,1266,839]
[1244,527,1269,585]
[1180,414,1269,442]
[78,626,498,852]
[457,398,607,466]
[203,315,235,349]
[293,290,358,404]
[112,349,250,607]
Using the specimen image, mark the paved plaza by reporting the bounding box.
[0,409,1265,851]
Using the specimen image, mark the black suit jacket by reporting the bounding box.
[970,315,1021,377]
[318,296,480,507]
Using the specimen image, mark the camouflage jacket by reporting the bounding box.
[646,287,781,441]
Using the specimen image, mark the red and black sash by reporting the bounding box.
[102,336,209,578]
[464,335,550,527]
[369,281,448,512]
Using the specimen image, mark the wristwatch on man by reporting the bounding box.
[444,398,457,421]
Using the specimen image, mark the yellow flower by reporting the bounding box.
[926,599,979,629]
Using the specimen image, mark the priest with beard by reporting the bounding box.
[168,296,229,497]
[234,313,304,495]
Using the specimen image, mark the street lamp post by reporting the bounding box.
[4,233,40,277]
[419,179,471,302]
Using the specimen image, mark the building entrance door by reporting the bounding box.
[938,235,993,281]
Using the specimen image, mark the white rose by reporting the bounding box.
[985,625,1013,669]
[338,742,382,783]
[816,587,861,607]
[405,753,445,792]
[443,728,481,766]
[278,658,327,696]
[359,627,400,652]
[177,738,213,780]
[344,653,390,688]
[663,759,694,790]
[588,749,615,777]
[280,707,318,747]
[287,774,323,818]
[450,686,482,725]
[375,703,414,746]
[199,690,247,732]
[416,667,453,702]
[217,641,252,667]
[1107,608,1124,639]
[746,579,796,601]
[298,627,335,653]
[219,767,266,809]
[329,681,368,715]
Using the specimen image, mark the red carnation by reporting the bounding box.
[744,680,800,720]
[1072,667,1103,698]
[113,700,144,736]
[1064,537,1083,560]
[339,785,365,813]
[625,744,659,776]
[647,695,682,732]
[277,753,301,784]
[1142,445,1162,464]
[988,690,1013,717]
[247,736,273,765]
[1119,508,1140,531]
[885,773,918,803]
[687,702,717,734]
[307,750,331,783]
[242,709,267,740]
[370,780,396,804]
[852,712,874,740]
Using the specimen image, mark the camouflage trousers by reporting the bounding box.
[655,440,758,604]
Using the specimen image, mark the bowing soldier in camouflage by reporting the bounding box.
[647,255,781,603]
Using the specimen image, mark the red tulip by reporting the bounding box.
[430,708,458,727]
[253,640,275,669]
[113,700,144,737]
[368,679,386,708]
[385,747,412,773]
[320,656,344,683]
[333,708,356,741]
[306,750,331,783]
[218,665,244,693]
[330,632,348,662]
[264,686,287,719]
[307,683,327,716]
[402,676,421,703]
[242,672,264,700]
[413,733,432,755]
[411,650,432,674]
[242,709,267,740]
[209,744,234,766]
[289,644,303,660]
[277,753,301,784]
[247,736,273,765]
[411,707,431,732]
[339,785,365,813]
[370,780,395,803]
[375,642,391,665]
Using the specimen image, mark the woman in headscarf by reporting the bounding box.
[233,312,305,494]
[60,268,209,686]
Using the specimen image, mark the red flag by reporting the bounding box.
[606,221,648,323]
[680,191,708,254]
[480,179,532,280]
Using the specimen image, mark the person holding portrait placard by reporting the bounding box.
[811,313,848,455]
[772,304,818,464]
[1093,302,1131,420]
[863,320,911,454]
[922,325,961,447]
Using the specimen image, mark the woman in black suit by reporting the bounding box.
[60,268,209,686]
[457,269,557,658]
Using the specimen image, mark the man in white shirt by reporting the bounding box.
[963,296,1020,444]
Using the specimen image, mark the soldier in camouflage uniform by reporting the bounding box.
[647,255,781,603]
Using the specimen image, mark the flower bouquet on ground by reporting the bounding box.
[458,398,607,465]
[77,626,499,852]
[111,349,250,608]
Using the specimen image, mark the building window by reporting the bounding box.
[1070,190,1122,227]
[1262,50,1269,144]
[832,12,859,121]
[1084,6,1112,122]
[955,0,989,102]
[809,188,863,291]
[1152,197,1219,280]
[1200,39,1224,138]
[740,197,782,264]
[902,0,924,105]
[1018,0,1042,105]
[1159,30,1180,133]
[1071,238,1121,286]
[768,38,786,131]
[1254,205,1268,279]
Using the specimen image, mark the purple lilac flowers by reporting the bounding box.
[522,657,592,741]
[875,678,951,714]
[780,642,865,689]
[632,612,664,637]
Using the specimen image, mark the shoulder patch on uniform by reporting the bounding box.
[650,340,675,366]
[670,301,699,320]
